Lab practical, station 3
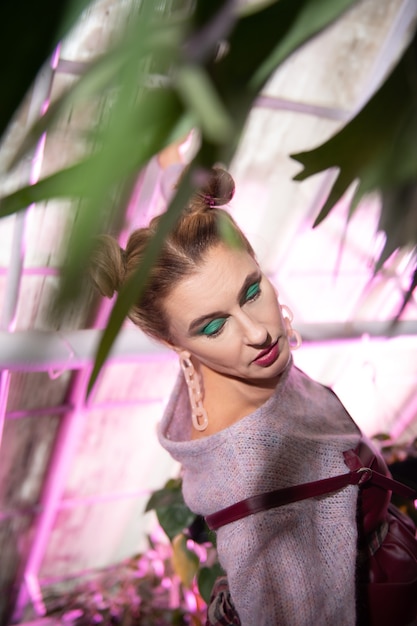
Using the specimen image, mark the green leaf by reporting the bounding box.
[1,2,190,324]
[86,164,198,395]
[6,48,128,172]
[375,182,417,272]
[197,563,224,604]
[217,211,245,249]
[0,157,102,218]
[58,89,185,309]
[1,85,185,218]
[291,36,417,228]
[145,479,197,542]
[145,478,183,512]
[237,0,277,18]
[250,0,358,89]
[176,65,234,143]
[157,506,197,543]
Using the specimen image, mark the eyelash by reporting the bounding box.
[199,281,262,339]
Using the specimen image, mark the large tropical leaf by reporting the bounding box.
[197,563,224,604]
[291,31,417,232]
[291,31,417,312]
[250,0,359,89]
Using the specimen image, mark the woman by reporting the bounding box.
[91,167,417,626]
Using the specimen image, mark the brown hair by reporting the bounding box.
[90,167,254,342]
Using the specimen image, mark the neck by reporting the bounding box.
[196,362,290,434]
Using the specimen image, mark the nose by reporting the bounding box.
[238,311,269,346]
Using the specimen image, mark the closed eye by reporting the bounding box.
[244,281,261,303]
[198,317,227,338]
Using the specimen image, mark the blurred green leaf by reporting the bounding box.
[291,35,417,228]
[0,157,102,217]
[176,65,234,143]
[197,563,224,604]
[58,89,186,305]
[1,82,184,215]
[250,0,358,89]
[376,182,417,272]
[5,3,187,170]
[217,211,245,249]
[156,507,197,543]
[145,478,183,511]
[87,163,198,394]
[6,49,127,172]
[290,32,417,313]
[145,478,196,542]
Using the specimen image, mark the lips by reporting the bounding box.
[253,340,279,367]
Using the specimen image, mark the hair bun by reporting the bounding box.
[195,167,235,209]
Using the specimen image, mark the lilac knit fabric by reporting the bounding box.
[158,360,361,625]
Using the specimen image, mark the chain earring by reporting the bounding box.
[280,304,302,350]
[179,352,209,431]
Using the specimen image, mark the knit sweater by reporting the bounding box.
[158,359,362,625]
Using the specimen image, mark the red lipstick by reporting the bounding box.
[253,340,279,367]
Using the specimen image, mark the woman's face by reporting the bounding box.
[163,243,291,384]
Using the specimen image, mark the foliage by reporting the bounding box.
[44,535,208,625]
[145,478,196,542]
[43,479,221,624]
[145,478,223,604]
[291,29,417,316]
[0,0,359,394]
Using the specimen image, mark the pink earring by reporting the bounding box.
[179,352,209,431]
[280,304,302,350]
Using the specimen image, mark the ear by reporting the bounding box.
[158,338,186,356]
[175,347,192,362]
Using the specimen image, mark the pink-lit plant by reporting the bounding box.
[44,478,221,625]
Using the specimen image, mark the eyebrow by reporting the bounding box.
[188,270,262,334]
